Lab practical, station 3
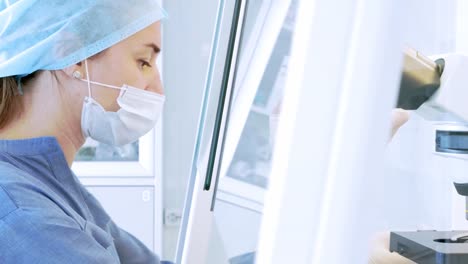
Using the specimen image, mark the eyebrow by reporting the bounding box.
[145,43,161,54]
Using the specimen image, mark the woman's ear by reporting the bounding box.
[62,62,85,80]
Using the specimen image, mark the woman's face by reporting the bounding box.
[81,21,163,112]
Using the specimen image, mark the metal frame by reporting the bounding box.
[203,0,248,213]
[174,0,228,262]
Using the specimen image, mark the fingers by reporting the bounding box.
[390,108,410,140]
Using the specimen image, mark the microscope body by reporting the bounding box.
[390,50,468,264]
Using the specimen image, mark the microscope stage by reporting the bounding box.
[390,230,468,264]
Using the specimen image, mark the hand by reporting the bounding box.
[389,108,410,141]
[368,232,416,264]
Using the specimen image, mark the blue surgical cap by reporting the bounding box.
[0,0,167,78]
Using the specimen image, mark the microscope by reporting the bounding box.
[390,48,468,263]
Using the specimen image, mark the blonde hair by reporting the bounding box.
[0,76,24,129]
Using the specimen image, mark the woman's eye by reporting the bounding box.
[139,60,152,68]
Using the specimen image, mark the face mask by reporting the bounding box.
[78,60,165,146]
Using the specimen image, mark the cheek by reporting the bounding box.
[88,56,136,111]
[93,87,121,112]
[92,60,128,86]
[100,61,143,88]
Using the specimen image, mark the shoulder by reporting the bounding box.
[0,164,119,263]
[0,161,81,231]
[0,161,57,210]
[0,162,76,228]
[0,188,117,263]
[0,160,36,186]
[0,185,18,221]
[0,161,30,220]
[0,205,117,264]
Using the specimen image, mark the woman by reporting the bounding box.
[0,0,167,263]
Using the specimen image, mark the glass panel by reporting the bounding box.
[175,0,241,262]
[204,1,298,263]
[226,111,271,188]
[178,0,462,262]
[225,17,293,188]
[75,138,139,161]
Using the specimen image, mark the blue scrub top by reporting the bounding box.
[0,137,161,263]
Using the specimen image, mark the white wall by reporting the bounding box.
[161,0,219,260]
[402,0,456,54]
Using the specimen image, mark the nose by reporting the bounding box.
[146,68,164,95]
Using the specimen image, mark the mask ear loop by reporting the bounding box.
[84,59,92,98]
[78,61,121,92]
[15,75,25,96]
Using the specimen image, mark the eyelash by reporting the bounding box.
[139,59,152,68]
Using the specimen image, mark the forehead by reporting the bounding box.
[115,21,161,49]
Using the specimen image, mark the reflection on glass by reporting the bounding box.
[225,3,295,189]
[75,138,139,161]
[226,112,271,188]
[207,1,298,263]
[229,252,256,264]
